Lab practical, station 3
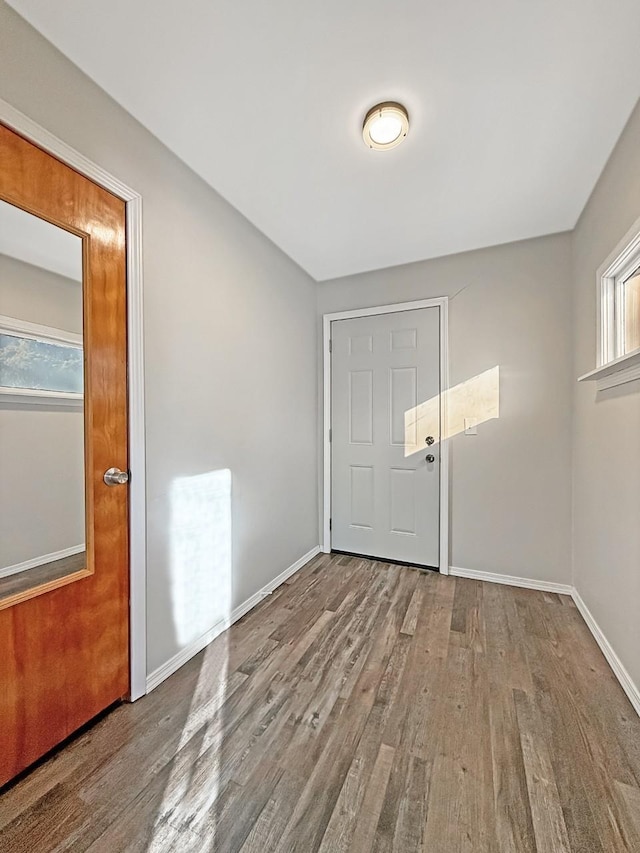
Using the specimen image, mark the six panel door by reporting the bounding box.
[331,308,441,567]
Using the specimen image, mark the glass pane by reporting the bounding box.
[0,334,83,393]
[0,200,86,593]
[624,269,640,354]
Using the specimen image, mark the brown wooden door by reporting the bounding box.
[0,124,129,786]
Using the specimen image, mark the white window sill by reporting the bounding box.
[578,347,640,391]
[0,387,83,407]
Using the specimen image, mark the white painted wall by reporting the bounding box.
[572,97,640,694]
[318,233,574,584]
[0,4,318,674]
[0,253,85,569]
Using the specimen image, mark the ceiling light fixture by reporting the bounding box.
[362,102,409,150]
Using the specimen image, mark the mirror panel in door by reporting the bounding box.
[0,200,87,598]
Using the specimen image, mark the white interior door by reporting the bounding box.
[331,307,441,567]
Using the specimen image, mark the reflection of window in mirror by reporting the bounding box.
[0,200,87,600]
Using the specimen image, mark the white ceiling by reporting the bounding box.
[8,0,640,280]
[0,200,82,281]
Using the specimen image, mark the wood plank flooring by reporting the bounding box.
[1,552,640,851]
[0,551,86,600]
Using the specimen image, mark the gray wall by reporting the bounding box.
[0,408,85,568]
[0,253,82,332]
[572,98,640,692]
[0,254,85,569]
[318,233,574,583]
[0,3,318,673]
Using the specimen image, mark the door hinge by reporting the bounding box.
[329,428,332,442]
[329,518,332,531]
[329,339,332,353]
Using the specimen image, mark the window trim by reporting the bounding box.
[579,219,640,390]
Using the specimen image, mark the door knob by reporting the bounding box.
[425,454,435,463]
[104,467,129,486]
[425,436,435,446]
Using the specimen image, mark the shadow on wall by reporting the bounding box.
[404,366,500,456]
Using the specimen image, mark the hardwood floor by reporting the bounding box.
[1,552,640,851]
[0,551,86,600]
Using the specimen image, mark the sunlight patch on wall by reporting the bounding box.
[404,366,500,456]
[156,468,235,845]
[169,468,232,646]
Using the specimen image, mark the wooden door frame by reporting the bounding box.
[0,98,147,700]
[322,298,450,574]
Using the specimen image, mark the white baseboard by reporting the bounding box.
[449,566,573,596]
[145,553,640,722]
[0,544,85,579]
[145,545,321,693]
[571,589,640,718]
[450,565,640,719]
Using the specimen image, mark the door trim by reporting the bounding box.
[322,298,450,574]
[0,98,147,700]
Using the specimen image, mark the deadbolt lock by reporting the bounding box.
[425,436,435,446]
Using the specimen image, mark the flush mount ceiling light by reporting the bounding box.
[362,102,409,150]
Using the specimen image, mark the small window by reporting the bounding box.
[580,227,640,390]
[622,267,640,355]
[599,229,640,366]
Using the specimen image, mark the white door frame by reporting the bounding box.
[323,298,450,574]
[1,98,148,700]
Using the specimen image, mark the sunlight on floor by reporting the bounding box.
[148,636,232,850]
[148,468,235,849]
